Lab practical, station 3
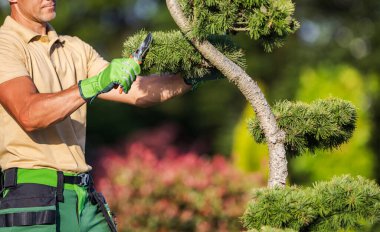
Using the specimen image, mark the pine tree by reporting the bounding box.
[125,0,299,188]
[123,1,380,231]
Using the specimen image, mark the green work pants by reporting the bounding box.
[57,187,112,232]
[0,169,115,232]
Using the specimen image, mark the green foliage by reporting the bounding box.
[123,30,246,80]
[289,65,377,184]
[178,0,299,52]
[248,98,357,156]
[242,175,380,231]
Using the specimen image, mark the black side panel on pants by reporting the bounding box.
[0,184,56,209]
[0,184,57,227]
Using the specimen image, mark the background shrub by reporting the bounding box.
[94,125,264,232]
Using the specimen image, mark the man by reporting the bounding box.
[0,0,191,231]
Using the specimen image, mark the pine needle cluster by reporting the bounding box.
[123,30,246,80]
[178,0,300,52]
[242,175,380,231]
[248,98,357,156]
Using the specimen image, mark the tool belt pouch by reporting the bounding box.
[0,184,57,230]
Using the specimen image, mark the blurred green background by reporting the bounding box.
[1,0,379,185]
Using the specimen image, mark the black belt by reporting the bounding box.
[1,168,92,189]
[1,168,93,202]
[63,173,92,187]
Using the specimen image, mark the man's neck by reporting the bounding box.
[10,13,47,35]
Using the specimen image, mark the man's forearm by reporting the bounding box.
[0,76,86,132]
[99,74,191,107]
[19,85,86,132]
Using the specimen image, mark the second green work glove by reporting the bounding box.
[78,58,141,102]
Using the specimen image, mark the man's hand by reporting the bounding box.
[98,73,191,107]
[78,58,141,102]
[183,75,223,90]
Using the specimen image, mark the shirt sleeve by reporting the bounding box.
[0,34,29,84]
[82,40,109,78]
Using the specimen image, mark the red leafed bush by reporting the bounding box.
[94,125,264,232]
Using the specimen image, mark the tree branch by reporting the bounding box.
[231,27,250,32]
[166,0,288,188]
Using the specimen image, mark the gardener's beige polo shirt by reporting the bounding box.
[0,16,109,173]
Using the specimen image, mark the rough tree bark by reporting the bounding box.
[166,0,288,188]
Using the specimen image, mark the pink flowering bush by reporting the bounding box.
[94,125,263,232]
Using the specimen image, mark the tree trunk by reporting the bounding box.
[166,0,288,188]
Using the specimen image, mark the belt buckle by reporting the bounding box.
[78,173,90,187]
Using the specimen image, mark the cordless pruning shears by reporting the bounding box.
[119,32,153,94]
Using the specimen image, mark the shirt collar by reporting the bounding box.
[3,16,64,44]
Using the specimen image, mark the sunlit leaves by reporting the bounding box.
[248,98,357,156]
[178,0,299,52]
[242,175,380,231]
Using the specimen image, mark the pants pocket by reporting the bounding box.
[0,184,57,230]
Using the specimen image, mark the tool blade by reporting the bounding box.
[133,32,153,62]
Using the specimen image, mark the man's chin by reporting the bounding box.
[41,13,56,22]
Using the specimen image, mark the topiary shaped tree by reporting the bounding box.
[122,1,380,231]
[125,0,300,188]
[123,0,361,184]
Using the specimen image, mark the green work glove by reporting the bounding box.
[78,58,141,102]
